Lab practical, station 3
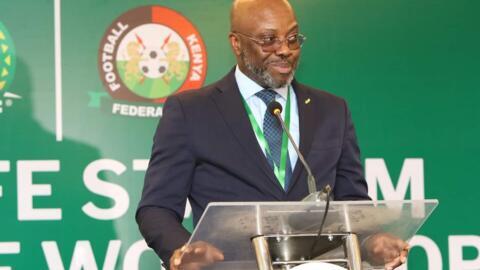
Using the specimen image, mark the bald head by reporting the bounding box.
[228,0,301,89]
[230,0,296,32]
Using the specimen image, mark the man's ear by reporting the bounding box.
[229,33,242,56]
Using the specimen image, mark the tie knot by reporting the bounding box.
[255,89,277,105]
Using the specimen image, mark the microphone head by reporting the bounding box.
[268,101,283,116]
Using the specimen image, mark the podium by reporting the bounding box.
[188,200,438,270]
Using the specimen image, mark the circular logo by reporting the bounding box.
[0,22,16,93]
[98,6,207,104]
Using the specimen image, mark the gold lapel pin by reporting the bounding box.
[305,98,311,104]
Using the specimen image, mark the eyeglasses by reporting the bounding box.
[233,32,306,52]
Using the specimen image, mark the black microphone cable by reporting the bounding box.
[308,184,332,260]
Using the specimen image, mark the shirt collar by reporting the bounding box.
[234,65,289,100]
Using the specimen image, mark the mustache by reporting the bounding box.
[265,59,293,66]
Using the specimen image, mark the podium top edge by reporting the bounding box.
[206,199,439,208]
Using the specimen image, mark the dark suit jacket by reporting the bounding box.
[136,69,369,264]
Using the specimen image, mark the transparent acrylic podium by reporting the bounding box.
[188,200,438,270]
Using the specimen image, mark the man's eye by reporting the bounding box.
[261,36,277,44]
[287,35,299,43]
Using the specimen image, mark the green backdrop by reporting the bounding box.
[1,0,479,269]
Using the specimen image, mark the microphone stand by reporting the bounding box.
[270,102,334,260]
[270,105,329,202]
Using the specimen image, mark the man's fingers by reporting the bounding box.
[212,250,225,261]
[384,256,402,270]
[204,246,224,263]
[170,248,184,270]
[169,241,225,270]
[400,246,409,264]
[384,245,409,269]
[205,244,224,260]
[179,242,224,265]
[173,244,192,267]
[364,233,410,268]
[193,247,204,255]
[184,246,193,254]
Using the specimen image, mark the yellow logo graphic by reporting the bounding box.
[0,21,19,114]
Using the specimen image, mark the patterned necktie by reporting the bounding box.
[255,89,292,190]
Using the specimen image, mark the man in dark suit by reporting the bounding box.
[137,0,408,269]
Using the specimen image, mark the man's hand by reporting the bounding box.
[363,233,409,270]
[170,241,224,270]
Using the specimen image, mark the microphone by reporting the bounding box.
[267,101,330,202]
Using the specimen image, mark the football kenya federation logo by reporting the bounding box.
[95,5,207,117]
[0,21,20,114]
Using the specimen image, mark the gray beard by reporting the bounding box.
[241,51,295,89]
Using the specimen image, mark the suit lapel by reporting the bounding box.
[289,81,318,191]
[209,70,285,198]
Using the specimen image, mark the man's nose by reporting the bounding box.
[274,40,293,57]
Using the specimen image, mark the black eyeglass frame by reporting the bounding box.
[232,31,307,52]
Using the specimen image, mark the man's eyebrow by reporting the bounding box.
[261,28,277,33]
[259,25,299,35]
[287,24,299,33]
